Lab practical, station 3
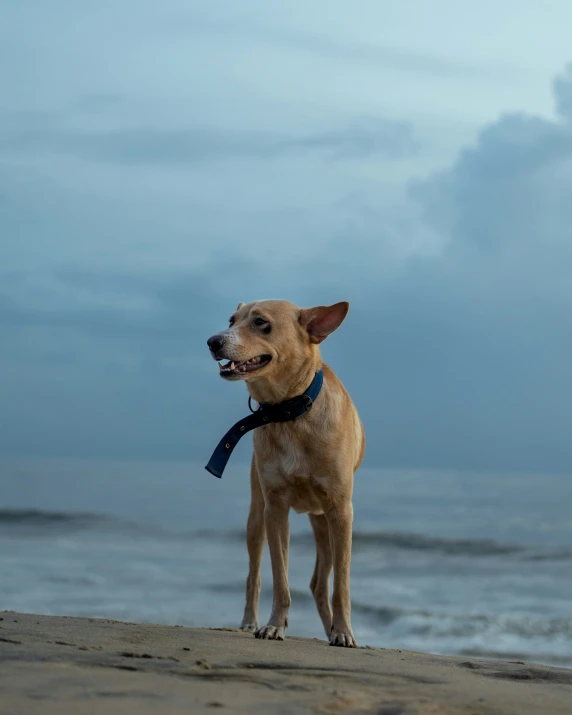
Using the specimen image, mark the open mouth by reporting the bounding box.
[218,354,271,378]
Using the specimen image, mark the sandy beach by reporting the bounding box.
[0,611,570,714]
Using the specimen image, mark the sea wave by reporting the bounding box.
[195,528,533,557]
[290,531,526,556]
[0,509,110,527]
[0,509,159,536]
[356,605,572,639]
[291,530,572,561]
[2,510,570,562]
[207,580,572,641]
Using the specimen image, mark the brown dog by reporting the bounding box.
[207,300,365,646]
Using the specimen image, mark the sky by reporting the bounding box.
[1,1,572,472]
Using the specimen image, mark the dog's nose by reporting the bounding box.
[207,334,226,353]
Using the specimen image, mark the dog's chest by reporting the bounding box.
[255,424,328,514]
[256,422,315,476]
[273,434,308,475]
[271,466,326,514]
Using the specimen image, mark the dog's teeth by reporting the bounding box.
[219,363,224,371]
[230,362,235,370]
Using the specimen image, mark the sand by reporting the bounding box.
[0,611,571,714]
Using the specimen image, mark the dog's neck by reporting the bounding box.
[245,352,322,405]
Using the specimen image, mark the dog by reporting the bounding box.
[207,300,365,646]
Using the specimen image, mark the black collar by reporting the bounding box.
[205,369,324,479]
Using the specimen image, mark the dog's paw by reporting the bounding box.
[329,630,357,647]
[254,625,285,641]
[240,621,258,633]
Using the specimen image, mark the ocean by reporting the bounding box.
[1,458,571,667]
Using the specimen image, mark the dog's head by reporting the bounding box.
[207,300,349,382]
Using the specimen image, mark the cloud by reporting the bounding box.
[385,65,572,470]
[554,63,572,121]
[410,80,572,262]
[180,10,518,81]
[2,12,572,474]
[2,116,417,166]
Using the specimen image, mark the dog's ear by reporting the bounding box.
[299,302,349,344]
[236,302,244,311]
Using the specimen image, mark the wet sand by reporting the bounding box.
[1,611,571,714]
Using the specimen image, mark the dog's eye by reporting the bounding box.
[254,317,271,334]
[229,317,235,327]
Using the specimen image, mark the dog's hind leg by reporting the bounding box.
[240,456,266,632]
[309,513,333,638]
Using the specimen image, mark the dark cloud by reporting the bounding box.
[2,118,416,166]
[1,174,572,473]
[2,47,572,473]
[410,107,572,254]
[285,118,418,160]
[553,63,572,121]
[0,268,225,346]
[181,10,516,80]
[390,69,572,470]
[265,28,488,79]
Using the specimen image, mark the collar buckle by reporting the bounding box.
[248,396,260,413]
[302,394,313,410]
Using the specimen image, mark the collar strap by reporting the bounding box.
[205,369,324,479]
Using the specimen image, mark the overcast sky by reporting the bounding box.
[1,1,572,472]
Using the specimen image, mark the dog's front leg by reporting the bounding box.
[254,495,291,641]
[240,457,266,632]
[327,502,357,647]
